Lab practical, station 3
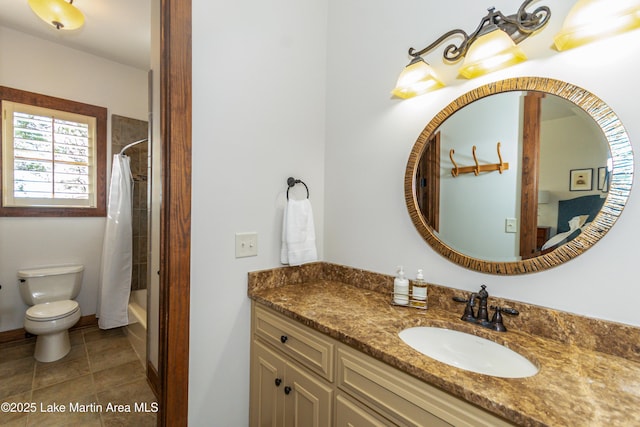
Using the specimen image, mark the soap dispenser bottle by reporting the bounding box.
[411,269,427,308]
[393,266,409,305]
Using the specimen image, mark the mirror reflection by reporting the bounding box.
[406,77,633,274]
[419,91,610,261]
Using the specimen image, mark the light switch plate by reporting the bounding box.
[505,218,518,233]
[235,232,258,258]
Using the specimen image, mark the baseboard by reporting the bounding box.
[147,360,161,399]
[0,314,98,345]
[74,314,98,330]
[0,328,31,345]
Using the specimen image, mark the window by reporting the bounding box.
[0,86,107,216]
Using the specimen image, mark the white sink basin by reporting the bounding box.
[399,327,538,378]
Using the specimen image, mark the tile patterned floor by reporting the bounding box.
[0,327,157,426]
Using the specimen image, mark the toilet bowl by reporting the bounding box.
[24,300,81,362]
[18,265,84,363]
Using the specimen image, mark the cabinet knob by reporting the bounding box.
[274,378,282,387]
[280,335,288,344]
[284,386,292,395]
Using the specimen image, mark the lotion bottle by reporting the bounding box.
[411,269,427,308]
[393,266,409,305]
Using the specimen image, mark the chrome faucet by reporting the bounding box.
[453,285,519,332]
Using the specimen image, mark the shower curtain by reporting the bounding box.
[97,154,133,329]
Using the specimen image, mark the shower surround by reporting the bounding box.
[111,115,149,292]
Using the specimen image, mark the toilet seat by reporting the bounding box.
[26,300,79,321]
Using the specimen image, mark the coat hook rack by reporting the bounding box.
[450,142,509,177]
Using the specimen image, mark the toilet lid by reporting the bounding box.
[26,300,79,321]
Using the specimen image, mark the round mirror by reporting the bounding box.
[405,77,633,274]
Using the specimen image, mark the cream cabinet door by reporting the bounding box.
[283,359,333,427]
[251,338,333,427]
[251,339,286,427]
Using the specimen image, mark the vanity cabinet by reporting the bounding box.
[250,304,334,426]
[335,391,391,426]
[251,339,333,426]
[250,303,515,427]
[336,344,514,427]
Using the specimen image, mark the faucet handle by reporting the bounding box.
[489,306,519,332]
[453,295,476,322]
[491,306,519,316]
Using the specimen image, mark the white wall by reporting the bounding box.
[539,112,609,233]
[438,92,521,260]
[324,0,640,325]
[147,0,161,372]
[190,0,327,425]
[0,27,148,331]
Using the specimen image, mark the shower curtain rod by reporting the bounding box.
[118,138,148,156]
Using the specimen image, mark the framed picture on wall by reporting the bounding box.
[569,168,593,191]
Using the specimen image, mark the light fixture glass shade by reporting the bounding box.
[391,58,445,99]
[554,0,640,51]
[458,29,527,79]
[28,0,85,30]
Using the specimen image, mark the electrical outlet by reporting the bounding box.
[505,218,518,233]
[235,232,258,258]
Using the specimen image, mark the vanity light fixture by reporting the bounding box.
[392,0,550,98]
[28,0,85,30]
[554,0,640,51]
[391,57,445,99]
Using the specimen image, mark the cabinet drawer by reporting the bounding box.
[337,345,514,427]
[253,304,334,381]
[335,392,391,427]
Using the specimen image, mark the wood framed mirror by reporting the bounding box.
[405,77,633,274]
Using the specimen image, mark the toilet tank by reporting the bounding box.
[18,265,84,305]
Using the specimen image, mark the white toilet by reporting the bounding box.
[18,265,84,362]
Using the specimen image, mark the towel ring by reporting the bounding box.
[286,177,309,200]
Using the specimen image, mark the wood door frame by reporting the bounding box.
[420,132,440,232]
[519,92,543,260]
[159,0,191,425]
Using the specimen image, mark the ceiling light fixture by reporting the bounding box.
[554,0,640,51]
[28,0,85,31]
[392,0,550,98]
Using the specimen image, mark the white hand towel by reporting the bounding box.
[281,198,318,266]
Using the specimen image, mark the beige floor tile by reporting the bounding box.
[98,378,158,426]
[0,356,34,380]
[0,342,35,363]
[0,416,28,427]
[68,330,85,347]
[0,369,34,401]
[88,344,139,373]
[27,411,102,427]
[31,374,95,407]
[1,326,156,427]
[0,391,31,426]
[82,327,126,344]
[93,360,145,393]
[35,344,86,369]
[85,335,132,356]
[33,354,90,390]
[102,411,157,427]
[98,378,157,409]
[26,394,102,427]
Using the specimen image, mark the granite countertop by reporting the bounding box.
[248,269,640,427]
